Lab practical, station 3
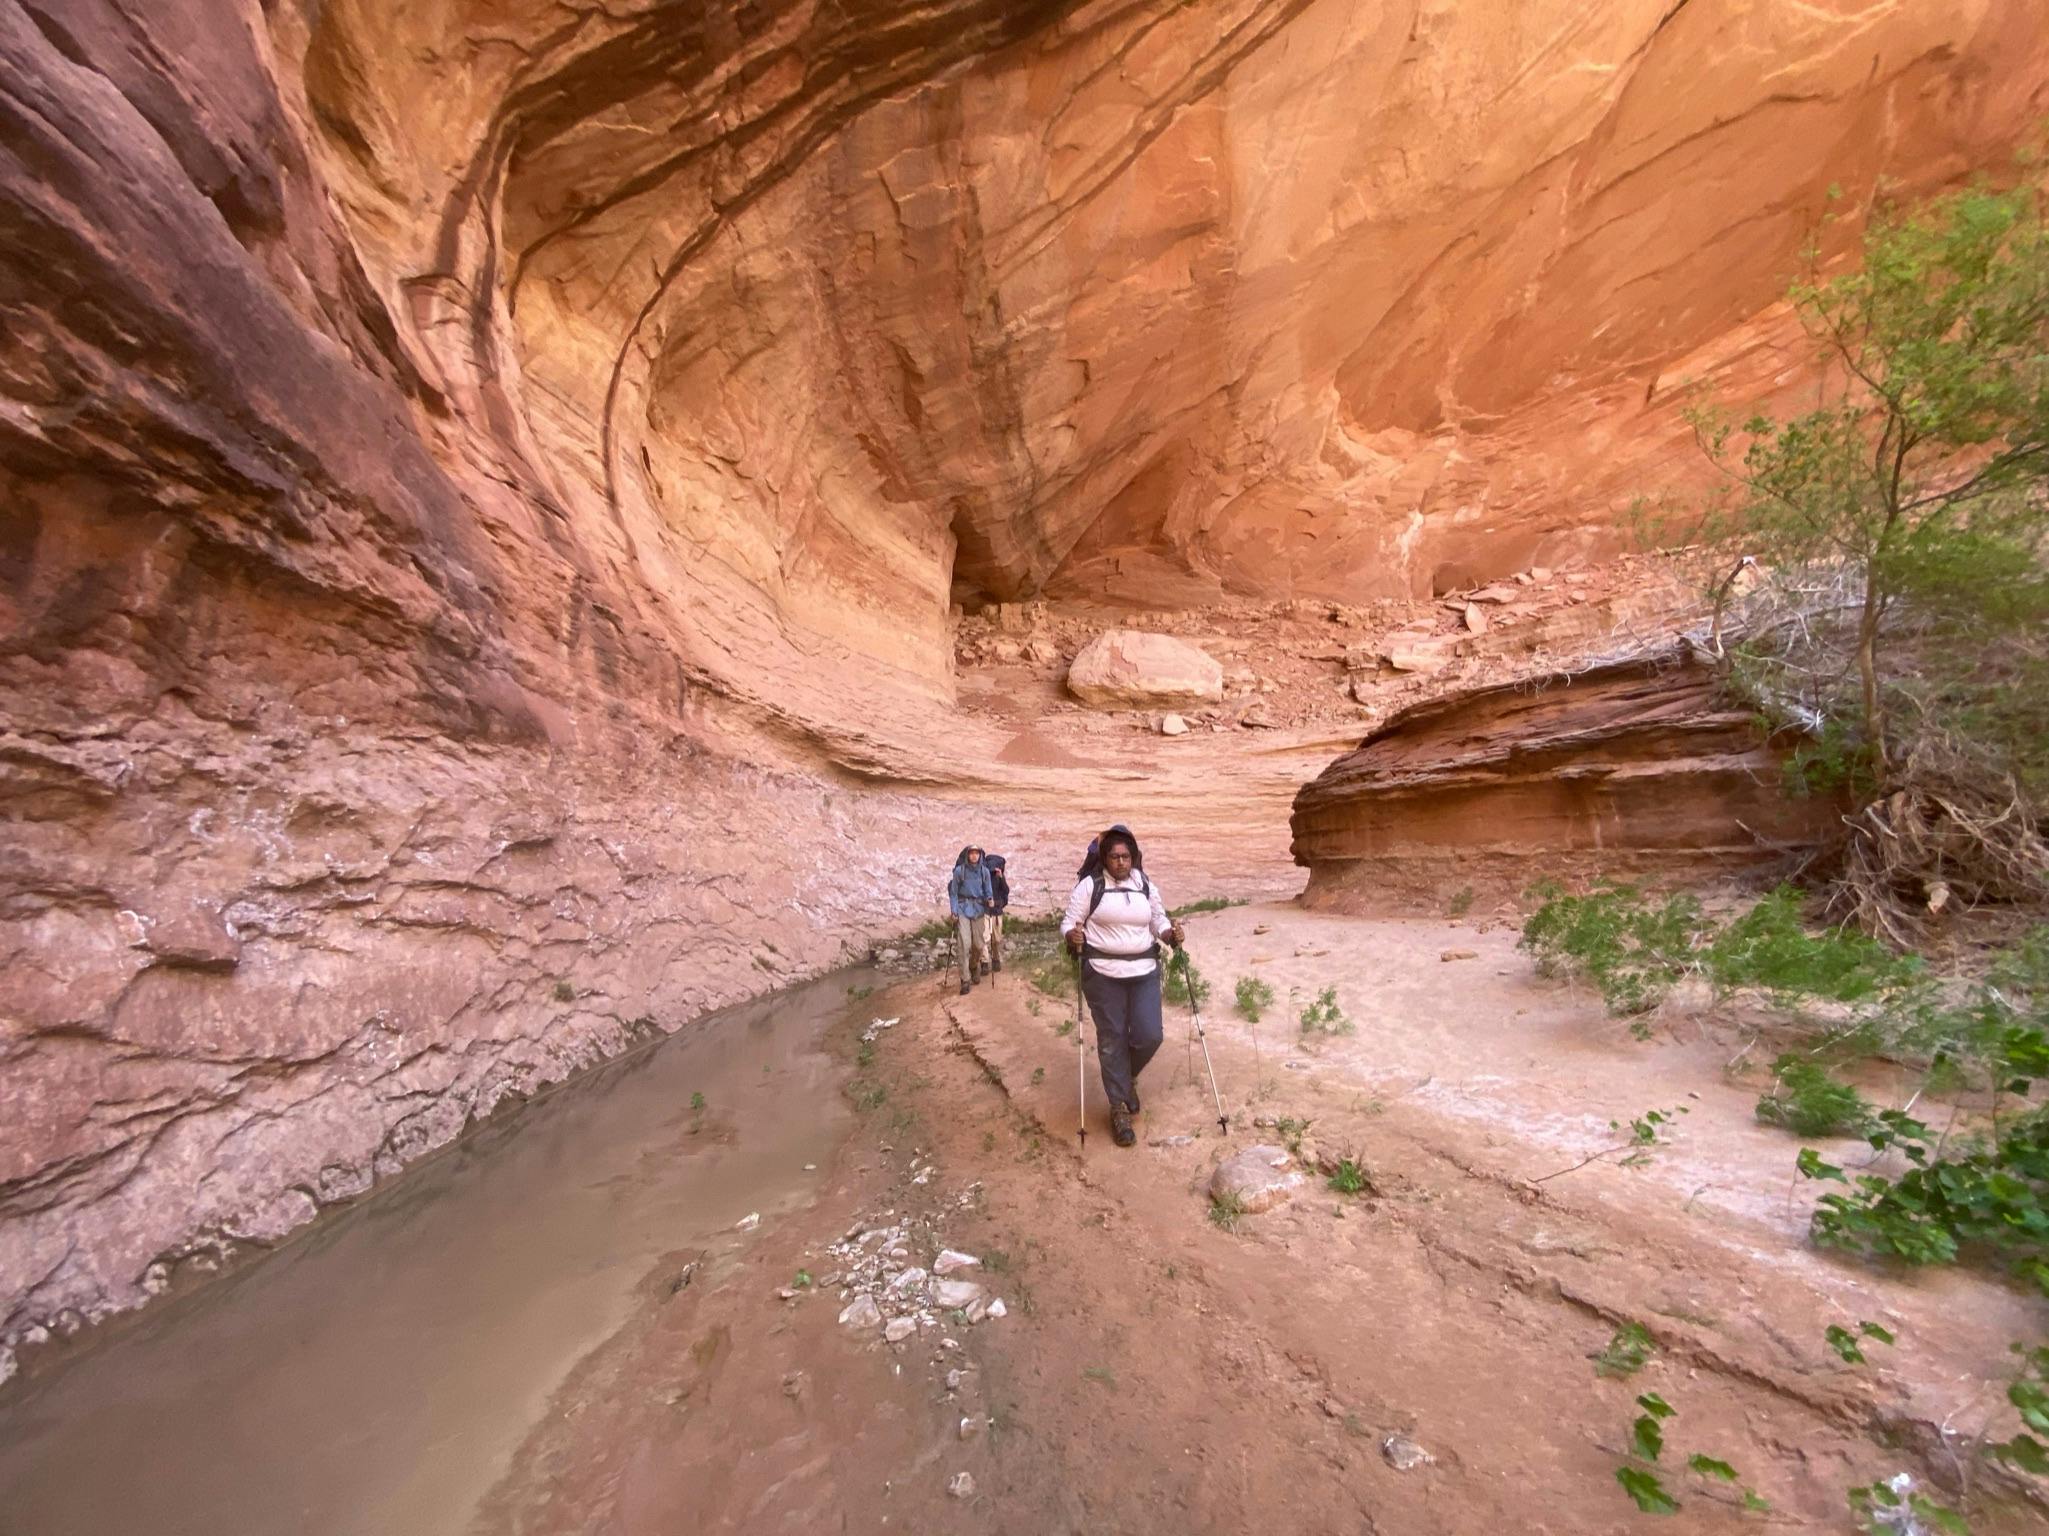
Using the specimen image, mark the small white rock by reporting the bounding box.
[1382,1434,1433,1471]
[934,1249,980,1275]
[735,1212,760,1232]
[959,1416,984,1441]
[838,1295,884,1330]
[933,1278,983,1310]
[985,1298,1007,1319]
[884,1317,916,1344]
[948,1472,976,1500]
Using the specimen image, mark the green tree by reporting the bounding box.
[1693,178,2049,787]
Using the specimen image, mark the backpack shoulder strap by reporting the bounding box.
[1086,873,1107,920]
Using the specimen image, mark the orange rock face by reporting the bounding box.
[1,0,2043,1356]
[1290,652,1844,910]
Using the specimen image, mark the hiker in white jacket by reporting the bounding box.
[1060,826,1184,1147]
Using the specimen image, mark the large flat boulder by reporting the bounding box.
[1066,631,1223,708]
[1290,649,1843,911]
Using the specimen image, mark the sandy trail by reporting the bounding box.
[464,903,2044,1535]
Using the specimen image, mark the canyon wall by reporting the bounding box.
[3,0,2046,1366]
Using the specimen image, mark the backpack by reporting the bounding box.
[1076,823,1138,882]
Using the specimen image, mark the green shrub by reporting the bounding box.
[1327,1158,1370,1195]
[1234,975,1275,1022]
[1032,955,1075,998]
[1755,1056,1875,1138]
[1520,881,1704,1015]
[1704,887,1920,1002]
[1448,885,1475,918]
[1165,951,1211,1008]
[1208,1190,1246,1232]
[1593,1321,1656,1378]
[1171,896,1243,918]
[1298,986,1352,1036]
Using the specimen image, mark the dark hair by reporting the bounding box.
[1099,830,1136,857]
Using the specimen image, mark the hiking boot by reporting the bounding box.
[1111,1110,1136,1148]
[991,953,1002,973]
[959,978,971,996]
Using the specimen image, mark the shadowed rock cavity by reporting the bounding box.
[0,0,2044,1361]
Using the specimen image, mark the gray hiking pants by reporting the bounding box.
[1081,963,1164,1113]
[956,914,989,983]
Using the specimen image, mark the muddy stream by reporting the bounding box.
[0,970,865,1536]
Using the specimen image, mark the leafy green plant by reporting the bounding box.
[1805,1109,2049,1290]
[552,980,576,1003]
[1327,1159,1370,1196]
[1298,986,1352,1036]
[1630,1392,1672,1462]
[1616,1465,1677,1516]
[1792,936,2049,1294]
[1824,1321,1895,1365]
[793,1269,813,1289]
[1687,179,2049,789]
[1991,1342,2049,1476]
[1274,1115,1312,1153]
[1032,955,1074,998]
[689,1091,706,1113]
[1170,896,1243,918]
[1849,1477,1968,1535]
[1165,950,1211,1008]
[1234,975,1276,1022]
[1755,1057,1875,1138]
[1613,1388,1767,1515]
[1704,887,1922,1002]
[1030,1066,1045,1086]
[1448,885,1476,918]
[1520,882,1704,1015]
[1594,1322,1657,1378]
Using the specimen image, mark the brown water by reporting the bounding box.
[0,970,865,1536]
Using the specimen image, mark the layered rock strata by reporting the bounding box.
[1290,652,1842,910]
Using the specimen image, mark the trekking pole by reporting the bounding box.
[1171,946,1230,1136]
[1072,951,1087,1151]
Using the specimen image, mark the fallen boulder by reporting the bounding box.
[1209,1145,1306,1214]
[1067,631,1223,708]
[1291,648,1841,911]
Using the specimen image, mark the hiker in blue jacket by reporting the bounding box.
[948,846,995,996]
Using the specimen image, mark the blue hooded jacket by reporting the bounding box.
[949,847,994,918]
